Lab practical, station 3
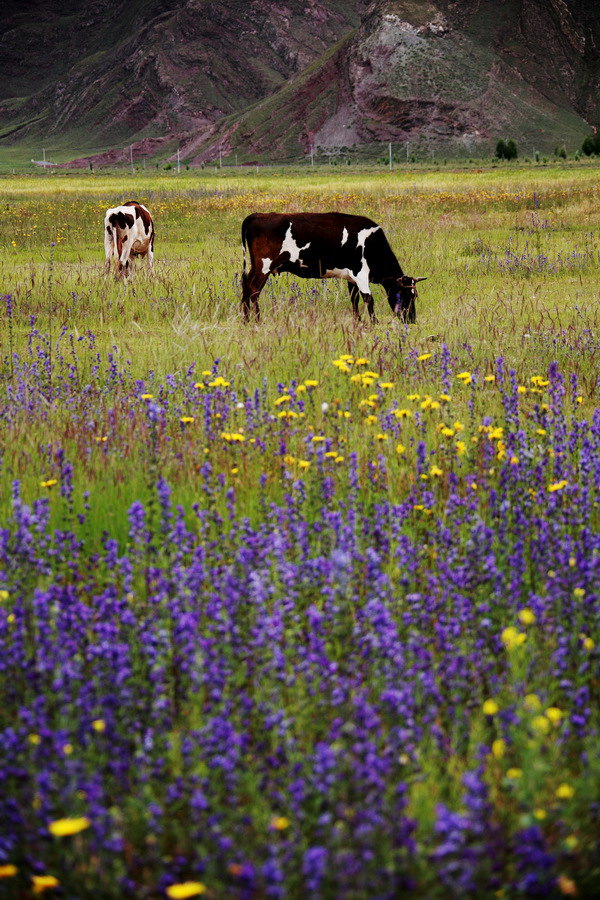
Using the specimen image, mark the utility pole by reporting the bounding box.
[389,142,392,170]
[177,147,180,174]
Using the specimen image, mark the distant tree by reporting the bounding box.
[554,145,567,159]
[495,139,507,159]
[496,139,518,160]
[581,134,600,156]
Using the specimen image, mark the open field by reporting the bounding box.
[0,164,599,898]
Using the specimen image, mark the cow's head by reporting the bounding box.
[394,276,426,323]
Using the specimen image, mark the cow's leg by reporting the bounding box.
[147,243,154,273]
[364,293,378,324]
[104,227,114,275]
[118,233,136,278]
[348,283,361,321]
[242,268,268,322]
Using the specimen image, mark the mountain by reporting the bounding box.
[0,0,597,163]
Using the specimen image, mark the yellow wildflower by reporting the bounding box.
[32,875,60,894]
[40,479,58,488]
[417,353,432,361]
[0,865,17,878]
[379,382,394,389]
[311,435,326,443]
[573,588,585,598]
[354,358,369,366]
[517,385,527,394]
[270,816,290,831]
[304,379,318,387]
[274,395,291,406]
[531,715,551,735]
[524,694,542,711]
[484,374,495,382]
[396,443,405,455]
[48,817,90,837]
[166,883,207,899]
[28,734,41,745]
[180,417,194,424]
[393,408,412,419]
[482,699,499,716]
[556,784,574,800]
[429,465,443,477]
[0,590,8,601]
[545,707,563,725]
[548,480,568,492]
[507,768,523,779]
[297,460,310,469]
[209,376,230,388]
[455,441,467,456]
[92,719,106,733]
[439,393,452,402]
[456,371,472,384]
[491,739,505,759]
[518,609,536,626]
[533,809,547,821]
[140,393,153,400]
[406,393,420,401]
[557,875,577,896]
[501,626,526,650]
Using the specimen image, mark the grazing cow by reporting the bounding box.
[241,212,425,322]
[104,201,154,276]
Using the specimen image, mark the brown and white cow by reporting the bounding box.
[241,212,425,322]
[104,201,154,276]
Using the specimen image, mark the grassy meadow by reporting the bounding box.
[0,163,599,898]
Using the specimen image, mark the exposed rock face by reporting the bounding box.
[0,0,362,144]
[0,0,597,161]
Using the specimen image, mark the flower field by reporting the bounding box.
[0,164,599,898]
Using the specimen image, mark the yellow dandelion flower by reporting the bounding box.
[32,874,60,894]
[48,816,90,837]
[573,588,585,598]
[417,353,432,361]
[482,699,499,716]
[582,636,594,651]
[393,409,412,419]
[0,590,8,601]
[524,694,542,711]
[28,733,41,745]
[518,609,536,626]
[274,395,291,406]
[92,719,106,733]
[335,456,344,463]
[556,783,574,800]
[455,441,467,456]
[396,443,405,455]
[406,393,420,401]
[140,393,153,400]
[548,480,568,492]
[457,372,472,384]
[0,865,18,878]
[517,385,527,394]
[180,417,194,424]
[491,739,505,759]
[507,768,523,779]
[453,421,464,432]
[40,479,58,488]
[510,455,519,466]
[209,376,230,388]
[378,382,394,389]
[354,358,369,366]
[484,374,495,382]
[531,715,551,735]
[439,393,452,402]
[545,707,563,725]
[270,816,290,831]
[194,382,205,390]
[297,460,310,469]
[166,882,207,898]
[429,465,443,477]
[311,435,326,443]
[533,809,547,821]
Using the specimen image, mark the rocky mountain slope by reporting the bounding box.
[0,0,597,163]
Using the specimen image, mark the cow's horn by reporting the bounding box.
[413,277,427,283]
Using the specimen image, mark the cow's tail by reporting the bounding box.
[241,218,248,273]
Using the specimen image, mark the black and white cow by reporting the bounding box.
[104,201,154,276]
[241,212,425,322]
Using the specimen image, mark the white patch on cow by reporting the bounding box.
[341,227,349,246]
[325,267,354,282]
[357,225,380,249]
[353,256,371,294]
[281,223,311,263]
[262,257,272,274]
